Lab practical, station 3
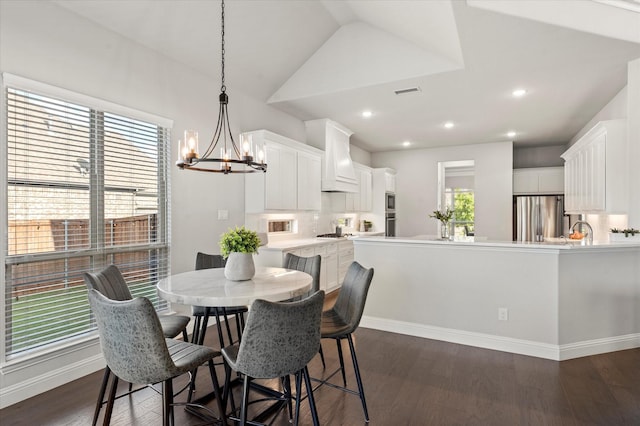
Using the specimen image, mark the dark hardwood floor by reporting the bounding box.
[2,322,639,425]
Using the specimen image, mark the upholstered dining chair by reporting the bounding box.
[283,253,321,295]
[87,290,227,426]
[221,291,325,426]
[192,252,247,347]
[316,261,374,422]
[83,265,192,426]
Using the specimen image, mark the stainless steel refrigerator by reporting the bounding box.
[513,195,566,242]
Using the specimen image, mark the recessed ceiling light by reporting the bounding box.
[362,110,372,118]
[512,88,527,97]
[402,141,411,147]
[444,121,454,129]
[507,131,516,138]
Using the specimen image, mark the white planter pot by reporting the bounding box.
[224,252,255,281]
[609,232,639,243]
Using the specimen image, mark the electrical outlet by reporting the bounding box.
[498,307,509,321]
[217,209,228,220]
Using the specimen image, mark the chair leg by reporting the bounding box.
[208,360,228,426]
[336,338,347,386]
[318,343,326,369]
[303,366,320,426]
[103,374,119,426]
[162,379,173,426]
[347,333,369,422]
[282,375,294,421]
[294,371,303,426]
[92,368,110,426]
[240,375,251,426]
[222,361,237,414]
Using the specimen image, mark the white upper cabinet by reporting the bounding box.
[561,120,627,214]
[244,130,322,213]
[513,167,564,195]
[297,151,322,211]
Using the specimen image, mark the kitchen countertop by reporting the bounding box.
[261,237,351,251]
[351,235,640,250]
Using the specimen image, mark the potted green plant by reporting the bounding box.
[609,228,640,243]
[430,207,454,240]
[219,226,261,281]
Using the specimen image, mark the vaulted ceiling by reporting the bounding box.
[54,0,640,152]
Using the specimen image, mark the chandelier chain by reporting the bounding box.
[221,0,226,92]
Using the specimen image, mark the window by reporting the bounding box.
[3,74,171,359]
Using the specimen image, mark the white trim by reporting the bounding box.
[360,315,640,361]
[0,353,105,409]
[1,72,173,129]
[558,334,640,360]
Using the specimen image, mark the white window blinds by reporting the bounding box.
[3,75,171,359]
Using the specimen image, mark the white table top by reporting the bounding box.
[157,266,312,307]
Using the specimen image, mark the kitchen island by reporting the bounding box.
[353,236,640,360]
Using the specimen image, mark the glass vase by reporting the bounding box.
[440,222,451,240]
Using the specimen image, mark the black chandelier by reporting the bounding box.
[176,0,267,174]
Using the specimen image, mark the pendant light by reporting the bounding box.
[176,0,267,174]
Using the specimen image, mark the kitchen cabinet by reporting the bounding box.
[561,120,627,214]
[384,169,396,193]
[254,239,347,293]
[338,240,354,284]
[513,167,564,195]
[244,130,322,213]
[297,151,322,210]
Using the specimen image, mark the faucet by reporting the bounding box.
[571,220,593,245]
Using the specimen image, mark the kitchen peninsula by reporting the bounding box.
[353,236,640,361]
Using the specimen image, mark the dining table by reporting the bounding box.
[156,266,313,423]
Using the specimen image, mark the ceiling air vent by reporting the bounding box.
[394,87,421,95]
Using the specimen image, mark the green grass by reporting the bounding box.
[8,282,161,355]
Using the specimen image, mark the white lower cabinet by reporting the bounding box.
[338,240,354,284]
[255,241,345,293]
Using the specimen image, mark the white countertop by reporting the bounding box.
[351,235,640,250]
[261,237,350,251]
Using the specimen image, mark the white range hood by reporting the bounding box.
[305,119,358,193]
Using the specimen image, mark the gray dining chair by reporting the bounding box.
[221,291,325,426]
[316,261,374,422]
[191,252,247,347]
[282,253,325,367]
[87,289,227,426]
[283,253,321,295]
[83,265,191,426]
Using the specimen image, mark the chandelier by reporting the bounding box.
[176,0,267,174]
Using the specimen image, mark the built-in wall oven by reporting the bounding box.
[386,192,395,211]
[385,212,396,237]
[385,192,396,237]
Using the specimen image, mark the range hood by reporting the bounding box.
[305,119,358,193]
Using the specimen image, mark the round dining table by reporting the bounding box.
[157,266,312,308]
[156,266,313,422]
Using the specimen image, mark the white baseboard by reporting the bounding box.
[360,316,640,361]
[0,354,105,409]
[559,334,640,360]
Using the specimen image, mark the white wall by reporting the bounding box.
[513,145,566,169]
[371,141,513,240]
[569,87,628,145]
[0,0,305,407]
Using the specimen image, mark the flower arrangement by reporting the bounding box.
[430,207,454,224]
[219,226,261,258]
